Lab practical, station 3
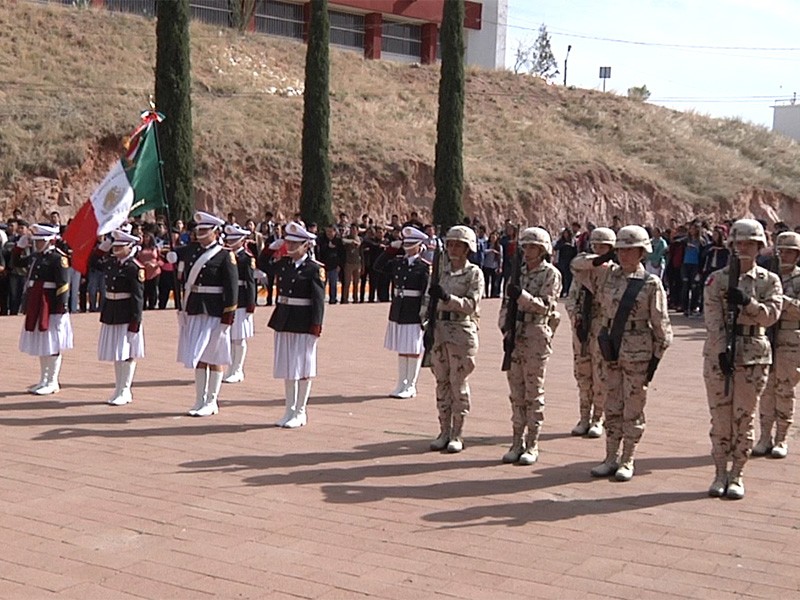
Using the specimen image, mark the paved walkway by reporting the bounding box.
[2,300,799,599]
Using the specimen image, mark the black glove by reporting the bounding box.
[728,288,751,306]
[646,355,660,383]
[429,283,450,302]
[592,251,616,266]
[507,284,522,301]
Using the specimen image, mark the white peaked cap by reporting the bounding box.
[193,211,225,229]
[30,224,60,240]
[284,221,316,243]
[111,230,142,246]
[224,224,251,240]
[402,226,427,244]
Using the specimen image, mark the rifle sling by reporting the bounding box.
[608,275,650,356]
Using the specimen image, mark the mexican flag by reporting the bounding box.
[63,111,166,274]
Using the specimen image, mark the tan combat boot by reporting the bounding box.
[502,431,525,464]
[708,459,728,497]
[771,422,790,458]
[447,414,465,453]
[590,437,620,477]
[587,414,604,439]
[430,409,451,451]
[752,420,773,456]
[571,419,590,436]
[727,466,745,500]
[519,422,540,465]
[614,440,635,482]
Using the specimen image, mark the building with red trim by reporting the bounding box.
[73,0,508,69]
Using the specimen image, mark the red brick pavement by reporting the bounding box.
[1,300,799,599]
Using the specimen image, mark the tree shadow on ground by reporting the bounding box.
[34,420,275,441]
[422,491,706,527]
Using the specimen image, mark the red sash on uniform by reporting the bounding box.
[24,281,51,332]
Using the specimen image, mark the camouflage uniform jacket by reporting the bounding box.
[498,260,562,336]
[776,266,800,349]
[572,255,672,361]
[702,263,782,365]
[421,260,483,353]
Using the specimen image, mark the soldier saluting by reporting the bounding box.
[373,225,431,399]
[265,222,325,429]
[98,229,145,406]
[172,211,238,417]
[17,224,74,395]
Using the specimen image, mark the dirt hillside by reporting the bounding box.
[3,2,800,229]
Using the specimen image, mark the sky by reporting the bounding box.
[503,0,800,127]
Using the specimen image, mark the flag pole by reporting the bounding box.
[149,104,183,311]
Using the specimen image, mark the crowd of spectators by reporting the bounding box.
[1,207,796,317]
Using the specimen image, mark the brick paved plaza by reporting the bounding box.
[2,300,799,599]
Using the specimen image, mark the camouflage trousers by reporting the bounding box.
[507,333,551,439]
[760,349,800,440]
[604,359,649,446]
[572,343,605,423]
[703,358,769,469]
[431,341,475,420]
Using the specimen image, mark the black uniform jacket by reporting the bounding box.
[266,255,325,333]
[374,252,430,324]
[177,242,238,322]
[17,247,70,331]
[233,247,257,312]
[100,256,145,330]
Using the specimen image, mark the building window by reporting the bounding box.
[189,0,232,28]
[106,0,156,17]
[329,11,364,50]
[254,0,304,39]
[382,21,421,58]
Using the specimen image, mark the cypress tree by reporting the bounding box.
[433,0,465,230]
[300,0,333,228]
[155,0,194,222]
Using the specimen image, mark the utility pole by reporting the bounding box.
[563,45,571,86]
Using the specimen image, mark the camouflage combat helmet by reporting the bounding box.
[445,225,477,253]
[589,227,616,249]
[519,227,552,255]
[614,225,652,254]
[775,231,800,252]
[728,219,767,248]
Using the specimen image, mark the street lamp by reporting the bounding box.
[564,44,572,86]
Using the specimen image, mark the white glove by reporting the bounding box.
[166,251,178,264]
[390,240,402,249]
[16,235,30,249]
[268,238,285,251]
[253,268,267,282]
[126,331,138,345]
[99,239,112,252]
[217,322,231,336]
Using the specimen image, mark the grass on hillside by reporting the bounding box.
[2,1,800,216]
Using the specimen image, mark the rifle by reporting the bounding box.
[766,249,780,361]
[576,284,593,356]
[422,241,442,368]
[501,247,523,371]
[721,254,740,396]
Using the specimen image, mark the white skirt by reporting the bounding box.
[19,313,74,356]
[97,323,145,362]
[273,332,318,380]
[384,321,424,355]
[177,313,232,368]
[230,307,255,341]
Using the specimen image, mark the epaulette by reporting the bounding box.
[244,246,255,258]
[311,259,325,268]
[419,257,432,266]
[55,247,68,257]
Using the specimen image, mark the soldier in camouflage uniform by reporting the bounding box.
[572,225,672,482]
[498,227,562,465]
[566,227,616,438]
[703,219,782,499]
[753,230,800,459]
[422,226,484,453]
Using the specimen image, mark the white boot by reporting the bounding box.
[195,369,222,416]
[276,380,298,427]
[223,340,246,383]
[284,379,311,428]
[27,357,48,393]
[389,356,409,398]
[110,361,136,406]
[34,355,62,395]
[396,355,421,399]
[107,361,125,405]
[188,367,208,415]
